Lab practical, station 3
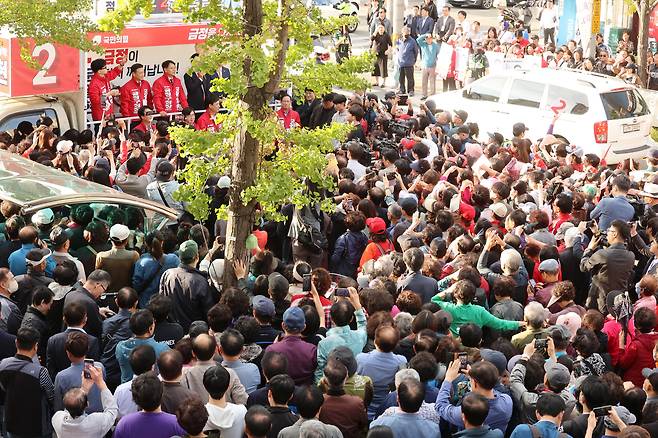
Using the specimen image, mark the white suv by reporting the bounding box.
[427,69,657,164]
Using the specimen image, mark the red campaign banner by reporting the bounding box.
[89,23,223,48]
[651,4,658,40]
[9,39,80,97]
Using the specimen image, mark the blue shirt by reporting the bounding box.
[315,308,367,382]
[133,253,180,308]
[370,411,441,438]
[115,337,170,383]
[436,380,513,432]
[222,359,261,394]
[54,361,106,413]
[417,35,439,68]
[356,350,407,419]
[397,37,419,67]
[8,243,56,277]
[510,420,571,438]
[590,196,635,230]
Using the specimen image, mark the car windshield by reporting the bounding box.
[600,89,650,120]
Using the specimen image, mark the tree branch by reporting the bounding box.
[263,0,291,96]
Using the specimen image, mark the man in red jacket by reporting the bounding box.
[120,63,152,119]
[195,94,221,132]
[152,60,189,117]
[88,57,126,121]
[276,94,301,129]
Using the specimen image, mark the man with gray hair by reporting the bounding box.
[477,232,529,303]
[398,248,438,303]
[511,302,547,351]
[64,269,113,339]
[379,368,442,423]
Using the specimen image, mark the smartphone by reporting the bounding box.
[83,358,94,379]
[458,352,469,371]
[386,172,397,181]
[534,338,548,349]
[335,288,350,297]
[593,406,612,417]
[303,274,312,293]
[528,279,537,290]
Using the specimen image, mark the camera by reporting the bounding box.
[388,121,411,138]
[335,288,350,297]
[534,338,548,349]
[593,406,612,417]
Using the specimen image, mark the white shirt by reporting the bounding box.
[204,402,247,438]
[540,7,557,29]
[52,388,117,438]
[347,159,367,181]
[114,378,138,419]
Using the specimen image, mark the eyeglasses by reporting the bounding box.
[145,112,154,116]
[97,282,108,292]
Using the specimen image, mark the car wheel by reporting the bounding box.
[346,14,358,32]
[481,0,493,8]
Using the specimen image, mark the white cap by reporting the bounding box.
[218,176,231,189]
[56,140,73,154]
[31,208,54,226]
[109,224,130,241]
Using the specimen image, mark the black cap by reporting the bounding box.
[512,122,527,137]
[488,132,505,145]
[50,226,73,247]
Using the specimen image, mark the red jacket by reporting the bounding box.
[152,74,189,113]
[88,67,122,121]
[276,108,301,129]
[120,78,152,118]
[619,331,658,387]
[195,110,219,132]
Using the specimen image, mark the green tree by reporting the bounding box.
[625,0,658,84]
[101,0,373,286]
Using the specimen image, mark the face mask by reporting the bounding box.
[7,279,18,294]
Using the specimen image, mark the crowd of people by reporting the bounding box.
[0,5,657,438]
[364,0,658,97]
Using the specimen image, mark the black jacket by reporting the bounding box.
[20,307,50,362]
[46,327,100,378]
[159,264,216,332]
[63,285,102,339]
[100,308,133,389]
[309,105,336,129]
[296,98,321,128]
[184,72,207,111]
[13,271,53,314]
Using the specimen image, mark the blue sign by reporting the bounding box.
[557,0,577,45]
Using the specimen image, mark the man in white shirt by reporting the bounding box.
[539,0,557,46]
[331,94,349,124]
[52,361,117,438]
[114,344,156,418]
[346,142,367,181]
[203,365,247,438]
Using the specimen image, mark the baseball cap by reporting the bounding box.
[366,217,386,235]
[384,91,396,100]
[179,240,199,262]
[480,349,507,375]
[94,157,111,174]
[292,261,312,283]
[643,368,658,379]
[25,248,52,266]
[109,224,130,242]
[512,122,528,137]
[31,208,54,226]
[538,258,560,273]
[282,307,305,332]
[649,149,658,160]
[268,273,289,295]
[252,295,275,317]
[544,359,571,389]
[56,140,73,154]
[604,406,636,431]
[155,160,175,178]
[189,320,209,338]
[454,109,468,122]
[555,222,575,241]
[50,226,73,247]
[398,197,418,215]
[218,176,231,189]
[487,132,505,145]
[490,202,508,219]
[410,160,430,174]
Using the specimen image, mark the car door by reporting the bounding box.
[544,85,590,146]
[501,78,547,139]
[459,75,509,136]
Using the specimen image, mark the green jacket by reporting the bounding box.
[431,296,521,336]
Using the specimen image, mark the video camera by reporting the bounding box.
[388,121,411,139]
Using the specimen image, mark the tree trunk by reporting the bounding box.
[222,0,266,289]
[222,0,289,288]
[636,0,651,85]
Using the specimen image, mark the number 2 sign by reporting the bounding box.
[6,39,80,97]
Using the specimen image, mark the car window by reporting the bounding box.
[0,108,59,135]
[507,79,545,108]
[547,86,589,115]
[463,76,507,102]
[600,89,650,120]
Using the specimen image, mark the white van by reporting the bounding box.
[427,69,657,164]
